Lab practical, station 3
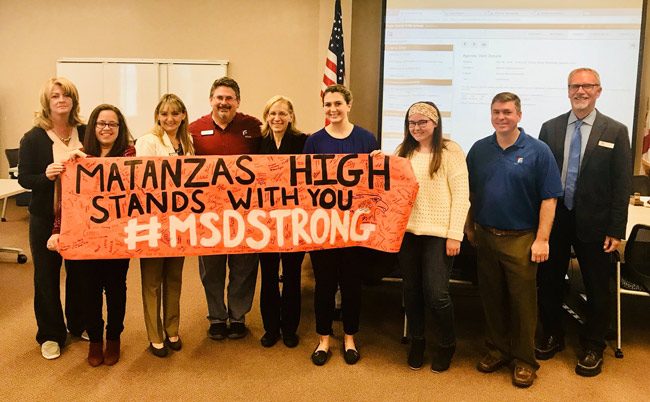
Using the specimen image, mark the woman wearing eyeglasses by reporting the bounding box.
[135,94,194,357]
[257,95,307,348]
[303,84,379,366]
[18,77,86,360]
[394,101,469,372]
[48,104,135,367]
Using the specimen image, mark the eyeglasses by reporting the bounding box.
[568,83,600,92]
[268,111,290,118]
[408,120,430,129]
[96,121,119,129]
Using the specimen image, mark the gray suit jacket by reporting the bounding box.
[539,110,631,241]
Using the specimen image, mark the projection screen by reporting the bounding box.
[380,1,645,154]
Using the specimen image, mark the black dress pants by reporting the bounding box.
[67,259,129,342]
[537,205,614,352]
[310,247,363,336]
[259,252,305,336]
[30,214,85,347]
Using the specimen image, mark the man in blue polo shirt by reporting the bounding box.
[465,92,562,388]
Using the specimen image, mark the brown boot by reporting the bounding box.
[104,339,121,366]
[88,341,104,367]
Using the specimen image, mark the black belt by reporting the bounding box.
[480,225,534,237]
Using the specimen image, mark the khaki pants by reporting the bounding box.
[476,225,539,369]
[140,257,184,344]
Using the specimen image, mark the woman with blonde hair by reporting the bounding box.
[258,95,307,348]
[135,94,193,357]
[18,77,86,360]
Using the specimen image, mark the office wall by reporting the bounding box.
[0,0,352,177]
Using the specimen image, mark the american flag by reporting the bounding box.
[321,0,345,95]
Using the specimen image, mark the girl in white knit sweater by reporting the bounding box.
[394,101,470,372]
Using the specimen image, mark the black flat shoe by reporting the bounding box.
[165,337,182,351]
[344,347,360,365]
[282,333,299,348]
[149,343,169,358]
[311,348,331,366]
[260,332,280,348]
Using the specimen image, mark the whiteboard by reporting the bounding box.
[57,58,228,138]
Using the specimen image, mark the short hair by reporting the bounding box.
[568,67,601,85]
[152,93,194,155]
[210,77,240,100]
[34,77,84,130]
[260,95,300,137]
[491,92,521,113]
[321,84,352,105]
[84,104,133,157]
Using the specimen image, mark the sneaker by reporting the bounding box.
[431,344,456,373]
[407,338,425,370]
[208,323,228,340]
[228,322,248,339]
[41,341,61,360]
[575,350,603,377]
[81,331,90,341]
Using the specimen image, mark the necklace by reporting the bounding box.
[53,127,73,146]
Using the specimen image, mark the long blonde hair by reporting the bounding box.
[34,77,84,129]
[152,94,194,155]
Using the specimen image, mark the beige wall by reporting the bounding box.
[0,0,648,176]
[0,0,351,176]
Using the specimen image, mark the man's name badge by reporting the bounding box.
[598,140,614,149]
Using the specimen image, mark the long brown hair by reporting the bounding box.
[84,104,132,157]
[396,101,447,178]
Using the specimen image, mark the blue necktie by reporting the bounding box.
[564,119,583,210]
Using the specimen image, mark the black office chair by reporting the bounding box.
[615,224,650,358]
[5,148,19,179]
[631,175,650,195]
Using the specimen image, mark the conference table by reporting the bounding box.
[0,179,29,263]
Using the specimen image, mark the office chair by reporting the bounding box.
[631,175,650,196]
[615,224,650,358]
[5,148,19,179]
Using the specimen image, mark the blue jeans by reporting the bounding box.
[398,233,455,347]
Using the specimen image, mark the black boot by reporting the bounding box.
[431,343,456,373]
[408,338,425,370]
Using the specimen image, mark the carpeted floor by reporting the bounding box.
[1,196,649,401]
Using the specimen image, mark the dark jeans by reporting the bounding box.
[310,247,363,336]
[67,259,129,342]
[30,214,84,347]
[398,233,455,347]
[537,204,613,352]
[259,252,305,336]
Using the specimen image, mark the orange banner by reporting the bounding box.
[58,154,418,259]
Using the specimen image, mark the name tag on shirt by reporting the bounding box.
[201,130,214,136]
[598,140,614,149]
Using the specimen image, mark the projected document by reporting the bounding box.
[381,4,643,153]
